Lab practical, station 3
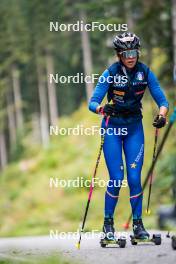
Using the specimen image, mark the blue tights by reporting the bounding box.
[102,119,144,219]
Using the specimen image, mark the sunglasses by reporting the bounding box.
[119,49,139,59]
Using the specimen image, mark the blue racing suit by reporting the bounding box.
[88,61,169,219]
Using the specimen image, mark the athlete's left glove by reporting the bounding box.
[153,114,166,128]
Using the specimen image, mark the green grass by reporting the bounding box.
[0,255,79,264]
[0,100,175,237]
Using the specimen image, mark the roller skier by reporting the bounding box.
[88,32,169,244]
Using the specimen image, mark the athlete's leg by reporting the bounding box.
[123,121,144,219]
[102,120,124,218]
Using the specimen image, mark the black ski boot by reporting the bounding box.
[103,217,116,241]
[133,219,149,239]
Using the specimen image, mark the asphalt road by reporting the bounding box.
[0,231,175,263]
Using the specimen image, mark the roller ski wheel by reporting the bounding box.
[130,234,161,246]
[118,237,127,248]
[130,236,138,245]
[152,234,162,245]
[100,236,126,248]
[172,236,176,250]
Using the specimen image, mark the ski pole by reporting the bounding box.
[146,128,159,215]
[76,116,110,249]
[123,107,176,230]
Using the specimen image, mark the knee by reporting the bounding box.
[108,174,124,189]
[128,174,142,191]
[107,175,124,196]
[107,186,120,197]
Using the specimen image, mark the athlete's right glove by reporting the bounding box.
[153,114,166,128]
[97,104,115,116]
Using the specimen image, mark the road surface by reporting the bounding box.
[0,231,175,263]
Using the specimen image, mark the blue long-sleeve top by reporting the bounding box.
[89,63,169,115]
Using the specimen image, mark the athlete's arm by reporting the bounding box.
[147,70,169,117]
[88,69,111,113]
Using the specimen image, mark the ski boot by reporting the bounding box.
[100,217,126,248]
[103,217,115,240]
[130,219,161,245]
[133,219,149,239]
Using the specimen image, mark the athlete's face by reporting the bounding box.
[118,49,138,69]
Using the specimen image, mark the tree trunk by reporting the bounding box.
[45,51,58,126]
[172,0,176,82]
[6,87,16,146]
[37,59,50,148]
[0,131,7,170]
[80,10,94,102]
[11,64,24,131]
[124,2,134,31]
[31,113,41,144]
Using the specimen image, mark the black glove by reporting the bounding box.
[153,114,166,128]
[99,104,116,116]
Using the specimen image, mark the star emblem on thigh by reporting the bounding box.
[130,162,137,169]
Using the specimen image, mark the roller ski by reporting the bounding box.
[100,217,126,248]
[130,219,161,245]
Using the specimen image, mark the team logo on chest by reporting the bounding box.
[135,72,144,81]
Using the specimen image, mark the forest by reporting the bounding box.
[0,0,175,237]
[0,0,174,168]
